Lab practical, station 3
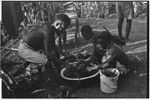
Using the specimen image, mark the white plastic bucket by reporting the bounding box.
[99,68,120,93]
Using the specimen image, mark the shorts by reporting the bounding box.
[116,2,134,19]
[18,40,48,66]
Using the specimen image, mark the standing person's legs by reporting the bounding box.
[125,2,134,41]
[125,19,132,41]
[118,17,124,38]
[117,6,124,38]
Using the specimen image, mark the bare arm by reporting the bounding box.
[43,29,53,59]
[84,37,98,63]
[43,25,60,60]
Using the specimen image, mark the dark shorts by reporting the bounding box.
[116,2,134,19]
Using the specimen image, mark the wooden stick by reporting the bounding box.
[2,47,18,51]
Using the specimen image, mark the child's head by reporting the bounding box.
[53,13,71,31]
[81,25,93,40]
[97,31,112,49]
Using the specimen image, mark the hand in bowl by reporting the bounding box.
[86,64,99,72]
[77,59,85,62]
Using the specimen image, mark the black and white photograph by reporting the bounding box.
[0,1,149,98]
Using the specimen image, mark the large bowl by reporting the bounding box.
[60,68,100,88]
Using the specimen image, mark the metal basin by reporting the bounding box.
[60,68,100,88]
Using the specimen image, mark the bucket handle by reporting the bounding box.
[112,69,118,75]
[107,68,120,78]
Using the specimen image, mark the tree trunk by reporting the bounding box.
[74,18,79,47]
[74,3,79,47]
[2,1,24,39]
[47,2,55,24]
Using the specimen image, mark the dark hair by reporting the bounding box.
[97,31,111,40]
[81,25,93,40]
[97,31,112,49]
[55,13,71,29]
